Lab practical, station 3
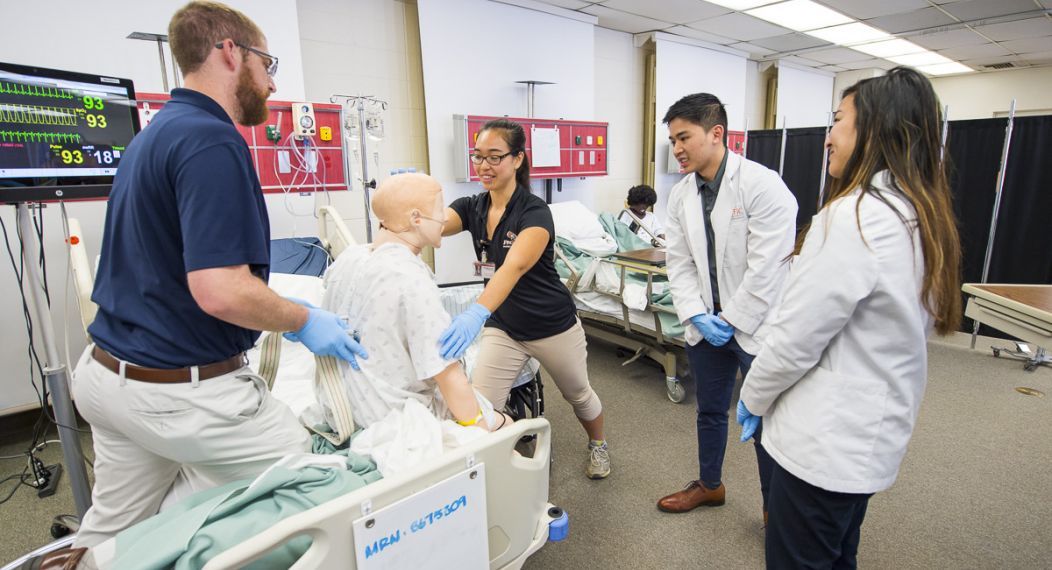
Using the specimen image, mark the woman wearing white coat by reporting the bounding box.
[737,67,962,568]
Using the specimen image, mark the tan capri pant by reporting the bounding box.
[471,319,602,421]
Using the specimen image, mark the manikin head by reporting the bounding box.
[372,173,445,252]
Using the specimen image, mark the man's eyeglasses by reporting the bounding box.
[215,41,279,77]
[469,151,516,166]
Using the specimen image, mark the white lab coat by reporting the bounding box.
[740,172,932,495]
[665,150,798,355]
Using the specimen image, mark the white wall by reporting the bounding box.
[592,27,647,216]
[0,0,306,414]
[744,60,766,132]
[930,67,1052,120]
[418,0,597,284]
[297,0,427,245]
[653,36,748,218]
[776,63,834,128]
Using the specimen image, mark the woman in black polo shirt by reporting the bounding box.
[440,118,610,479]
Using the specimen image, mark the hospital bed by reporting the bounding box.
[7,206,559,569]
[550,201,689,403]
[962,283,1052,371]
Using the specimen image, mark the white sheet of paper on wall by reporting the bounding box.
[578,151,585,165]
[586,135,593,145]
[530,127,561,168]
[589,150,595,165]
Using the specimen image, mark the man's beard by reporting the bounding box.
[235,67,269,126]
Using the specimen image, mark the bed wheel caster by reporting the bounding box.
[666,377,686,403]
[992,348,1001,357]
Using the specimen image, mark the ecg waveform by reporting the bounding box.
[0,104,78,126]
[0,130,81,143]
[0,81,74,99]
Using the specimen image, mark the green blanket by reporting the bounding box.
[555,215,684,338]
[113,435,381,570]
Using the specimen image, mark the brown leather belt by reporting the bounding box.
[91,346,246,384]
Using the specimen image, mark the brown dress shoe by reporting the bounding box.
[657,480,726,513]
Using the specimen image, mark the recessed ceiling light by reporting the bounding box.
[745,0,853,32]
[703,0,781,9]
[851,38,925,58]
[917,62,974,76]
[888,52,954,67]
[805,22,891,46]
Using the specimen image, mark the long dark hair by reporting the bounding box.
[479,118,530,189]
[802,66,961,335]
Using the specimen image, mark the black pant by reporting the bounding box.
[766,461,872,570]
[686,338,774,510]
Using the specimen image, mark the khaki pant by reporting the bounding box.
[71,346,311,548]
[471,319,602,421]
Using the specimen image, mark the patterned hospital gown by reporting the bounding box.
[322,243,455,428]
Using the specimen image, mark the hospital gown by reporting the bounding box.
[322,243,486,428]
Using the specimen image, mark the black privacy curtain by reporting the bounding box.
[745,128,825,231]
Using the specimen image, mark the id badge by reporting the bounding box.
[473,261,496,279]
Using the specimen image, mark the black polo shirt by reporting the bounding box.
[88,88,270,368]
[449,186,577,341]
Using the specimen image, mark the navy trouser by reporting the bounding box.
[686,337,774,509]
[766,461,873,570]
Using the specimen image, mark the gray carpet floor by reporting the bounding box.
[1,333,1049,568]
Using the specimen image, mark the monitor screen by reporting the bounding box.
[0,61,139,180]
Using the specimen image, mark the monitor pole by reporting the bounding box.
[15,203,92,517]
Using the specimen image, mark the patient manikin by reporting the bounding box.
[322,173,512,447]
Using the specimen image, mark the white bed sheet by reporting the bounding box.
[571,288,684,341]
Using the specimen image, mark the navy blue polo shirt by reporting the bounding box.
[88,88,270,368]
[449,186,577,341]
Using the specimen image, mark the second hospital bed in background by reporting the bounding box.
[549,201,690,403]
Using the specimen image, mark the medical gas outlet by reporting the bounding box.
[292,102,317,137]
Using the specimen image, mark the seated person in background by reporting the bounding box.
[322,173,511,431]
[617,184,665,245]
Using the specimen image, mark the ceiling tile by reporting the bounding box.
[939,42,1011,60]
[687,12,791,42]
[804,46,873,64]
[838,57,891,70]
[1022,54,1052,66]
[865,8,957,34]
[531,0,592,9]
[750,33,829,52]
[960,55,1022,68]
[820,64,849,72]
[665,25,738,45]
[998,37,1052,54]
[581,5,675,33]
[728,41,776,57]
[779,55,825,69]
[940,0,1041,21]
[812,0,929,20]
[907,29,988,50]
[603,0,730,24]
[973,18,1052,42]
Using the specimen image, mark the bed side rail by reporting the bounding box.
[317,205,357,259]
[204,418,553,570]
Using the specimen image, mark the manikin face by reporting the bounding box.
[826,94,858,179]
[234,40,276,126]
[472,129,523,191]
[413,191,447,249]
[668,117,724,176]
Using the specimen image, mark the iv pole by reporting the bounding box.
[330,94,387,243]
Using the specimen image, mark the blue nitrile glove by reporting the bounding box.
[689,313,734,346]
[737,399,760,442]
[286,307,369,370]
[438,303,491,360]
[282,297,319,342]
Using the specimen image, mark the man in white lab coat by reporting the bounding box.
[656,93,797,522]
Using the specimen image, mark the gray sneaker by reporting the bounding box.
[586,442,610,479]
